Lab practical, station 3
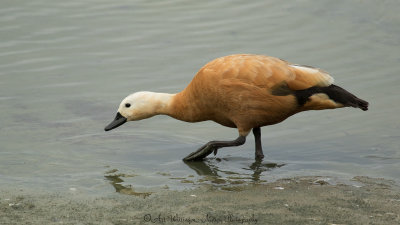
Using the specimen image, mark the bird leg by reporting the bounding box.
[253,127,265,159]
[183,136,246,161]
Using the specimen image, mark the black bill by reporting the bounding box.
[104,112,127,131]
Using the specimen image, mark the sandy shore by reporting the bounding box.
[1,176,399,225]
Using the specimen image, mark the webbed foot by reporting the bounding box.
[182,136,246,161]
[183,143,218,161]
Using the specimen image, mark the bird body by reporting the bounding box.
[105,54,368,161]
[167,54,359,136]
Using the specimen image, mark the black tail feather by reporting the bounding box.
[294,84,369,111]
[355,97,369,111]
[326,85,369,111]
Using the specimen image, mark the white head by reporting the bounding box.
[120,91,165,121]
[104,91,172,131]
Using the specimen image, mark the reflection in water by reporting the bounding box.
[184,160,219,177]
[104,170,151,198]
[248,159,285,182]
[184,158,285,188]
[105,159,286,196]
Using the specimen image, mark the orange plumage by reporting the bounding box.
[105,54,368,161]
[170,54,341,136]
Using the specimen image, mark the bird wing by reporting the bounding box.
[194,54,335,95]
[284,63,334,90]
[242,55,334,91]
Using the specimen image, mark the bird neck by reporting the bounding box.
[146,90,202,123]
[147,92,176,116]
[159,91,202,122]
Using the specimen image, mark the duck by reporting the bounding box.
[105,54,368,161]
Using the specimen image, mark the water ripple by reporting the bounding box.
[1,0,399,193]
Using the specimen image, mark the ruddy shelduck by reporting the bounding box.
[105,54,368,161]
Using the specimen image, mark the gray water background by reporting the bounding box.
[1,0,399,194]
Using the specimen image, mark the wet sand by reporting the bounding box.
[1,176,399,225]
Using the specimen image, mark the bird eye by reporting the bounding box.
[125,103,131,108]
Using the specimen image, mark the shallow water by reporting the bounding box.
[1,0,399,195]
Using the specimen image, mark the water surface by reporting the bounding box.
[1,0,399,195]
